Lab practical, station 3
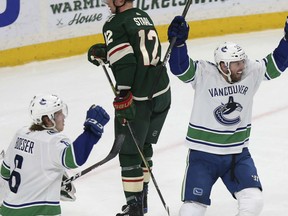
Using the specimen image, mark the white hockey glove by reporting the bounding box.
[60,172,76,202]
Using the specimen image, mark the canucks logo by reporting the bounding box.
[39,98,47,105]
[221,46,228,52]
[214,96,243,125]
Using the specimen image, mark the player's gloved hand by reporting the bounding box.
[88,43,108,66]
[60,172,76,202]
[168,16,189,46]
[84,105,110,136]
[113,91,136,125]
[284,16,288,41]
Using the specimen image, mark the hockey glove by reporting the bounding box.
[84,105,110,136]
[284,16,288,41]
[168,16,189,46]
[113,91,136,125]
[88,43,108,66]
[60,172,76,202]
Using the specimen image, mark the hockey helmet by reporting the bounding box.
[214,42,247,83]
[29,94,68,125]
[214,41,247,66]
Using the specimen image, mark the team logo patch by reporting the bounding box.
[40,98,47,105]
[214,96,243,125]
[193,187,203,196]
[221,46,228,52]
[152,130,159,137]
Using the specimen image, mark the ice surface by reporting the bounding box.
[0,29,287,215]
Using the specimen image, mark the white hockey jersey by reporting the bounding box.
[175,57,282,155]
[0,126,72,216]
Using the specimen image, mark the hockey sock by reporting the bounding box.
[121,164,144,204]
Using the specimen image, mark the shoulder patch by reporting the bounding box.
[60,140,70,146]
[47,130,59,135]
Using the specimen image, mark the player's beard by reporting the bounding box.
[231,70,243,83]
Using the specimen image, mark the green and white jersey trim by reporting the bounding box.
[2,201,61,216]
[177,56,282,154]
[185,123,251,154]
[0,127,78,216]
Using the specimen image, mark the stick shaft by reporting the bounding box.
[148,0,193,99]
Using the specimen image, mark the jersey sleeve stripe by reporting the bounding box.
[177,59,196,83]
[108,43,134,64]
[265,54,282,79]
[62,146,78,169]
[1,162,10,180]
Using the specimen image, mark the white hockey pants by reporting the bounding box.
[179,201,207,216]
[235,188,264,216]
[179,188,263,216]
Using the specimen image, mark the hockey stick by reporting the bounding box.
[61,134,125,186]
[100,61,170,216]
[148,0,193,99]
[0,150,5,160]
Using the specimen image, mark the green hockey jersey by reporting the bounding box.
[103,8,170,101]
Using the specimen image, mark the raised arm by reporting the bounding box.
[271,17,288,73]
[167,16,190,76]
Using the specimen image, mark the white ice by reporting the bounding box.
[0,29,288,216]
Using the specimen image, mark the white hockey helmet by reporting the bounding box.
[214,42,247,83]
[29,94,68,125]
[214,41,247,66]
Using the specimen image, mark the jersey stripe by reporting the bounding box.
[108,43,134,64]
[63,145,78,169]
[177,59,196,83]
[265,54,282,79]
[0,161,10,180]
[186,123,251,146]
[2,201,60,216]
[3,200,59,208]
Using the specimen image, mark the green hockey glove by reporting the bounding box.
[87,43,108,66]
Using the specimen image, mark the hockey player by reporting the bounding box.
[87,0,171,215]
[168,16,288,216]
[0,94,110,216]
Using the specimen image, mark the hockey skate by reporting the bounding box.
[120,185,148,215]
[117,193,143,216]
